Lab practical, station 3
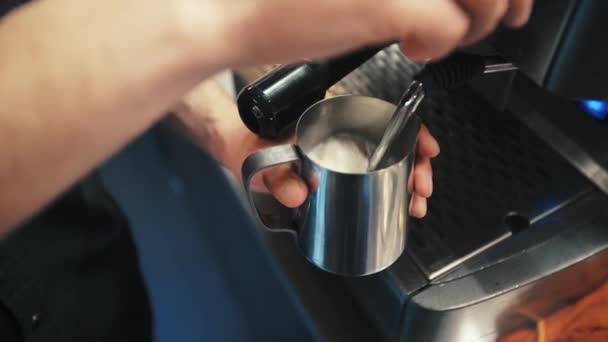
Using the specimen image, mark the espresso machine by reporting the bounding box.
[235,1,608,341]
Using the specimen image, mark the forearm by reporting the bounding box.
[171,78,239,162]
[0,0,223,234]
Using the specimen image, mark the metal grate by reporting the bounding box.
[330,45,592,278]
[329,45,422,102]
[235,44,592,279]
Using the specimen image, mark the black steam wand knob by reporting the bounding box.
[236,43,389,140]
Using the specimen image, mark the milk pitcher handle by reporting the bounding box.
[241,145,301,236]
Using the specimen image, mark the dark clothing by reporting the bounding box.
[0,177,152,342]
[0,3,152,341]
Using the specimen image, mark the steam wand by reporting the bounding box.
[367,55,516,171]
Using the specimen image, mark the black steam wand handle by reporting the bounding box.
[236,43,390,140]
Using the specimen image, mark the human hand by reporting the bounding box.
[173,79,439,217]
[233,124,439,219]
[248,124,439,218]
[209,0,533,67]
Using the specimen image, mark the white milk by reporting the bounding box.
[307,133,375,173]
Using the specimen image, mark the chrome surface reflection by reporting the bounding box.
[242,95,420,276]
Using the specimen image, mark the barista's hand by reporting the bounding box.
[240,124,438,218]
[173,79,439,218]
[213,0,534,66]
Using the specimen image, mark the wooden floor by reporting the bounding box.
[499,280,608,342]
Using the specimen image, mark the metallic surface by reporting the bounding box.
[508,84,608,196]
[322,44,591,280]
[368,58,515,172]
[400,90,589,279]
[328,44,422,101]
[486,0,608,99]
[400,190,608,341]
[431,190,592,284]
[368,58,514,171]
[368,81,425,171]
[486,0,576,90]
[234,43,605,340]
[242,95,420,276]
[483,61,517,74]
[313,44,602,340]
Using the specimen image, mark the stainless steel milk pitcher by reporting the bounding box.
[242,95,420,276]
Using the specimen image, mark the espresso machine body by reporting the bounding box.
[236,1,608,340]
[343,1,608,340]
[487,0,608,100]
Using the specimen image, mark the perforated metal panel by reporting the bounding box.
[329,45,422,102]
[330,45,592,278]
[235,44,592,279]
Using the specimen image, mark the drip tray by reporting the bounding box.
[403,87,590,279]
